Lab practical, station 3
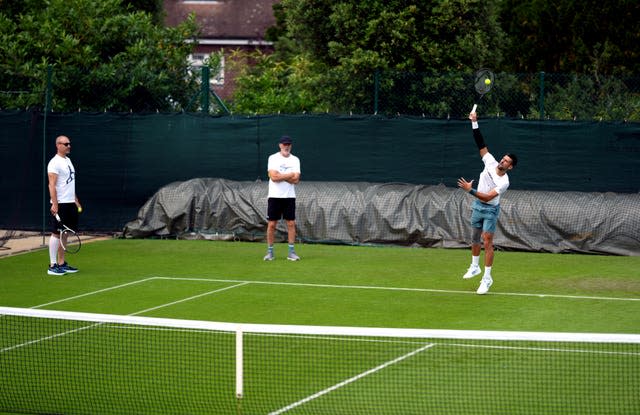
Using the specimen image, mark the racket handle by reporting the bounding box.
[471,104,477,113]
[55,213,61,222]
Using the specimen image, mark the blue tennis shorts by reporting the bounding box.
[470,200,500,233]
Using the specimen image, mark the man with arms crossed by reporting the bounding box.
[47,135,82,276]
[264,135,301,261]
[457,112,517,294]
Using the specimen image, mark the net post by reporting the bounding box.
[235,326,243,404]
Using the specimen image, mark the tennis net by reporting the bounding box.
[1,306,638,414]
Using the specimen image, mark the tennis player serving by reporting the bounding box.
[457,112,517,294]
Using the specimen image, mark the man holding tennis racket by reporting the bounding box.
[47,135,82,276]
[264,135,301,261]
[457,112,517,294]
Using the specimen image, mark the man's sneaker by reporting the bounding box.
[287,251,300,261]
[462,265,481,279]
[47,264,66,276]
[59,262,79,273]
[263,252,275,261]
[476,277,493,295]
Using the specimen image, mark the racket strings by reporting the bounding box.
[474,69,494,94]
[61,230,82,253]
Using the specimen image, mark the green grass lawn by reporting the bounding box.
[1,239,639,414]
[2,239,639,332]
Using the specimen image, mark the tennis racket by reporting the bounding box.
[471,68,495,113]
[55,214,81,253]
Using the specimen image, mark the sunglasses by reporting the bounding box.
[59,142,71,147]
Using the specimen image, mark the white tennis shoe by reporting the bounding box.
[287,251,300,261]
[462,265,481,279]
[263,252,274,261]
[476,277,493,295]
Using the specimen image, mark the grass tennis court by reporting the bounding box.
[1,239,639,414]
[2,239,639,331]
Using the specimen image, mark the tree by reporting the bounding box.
[231,0,506,115]
[123,0,164,25]
[499,0,640,76]
[282,0,504,72]
[228,50,328,114]
[0,0,201,112]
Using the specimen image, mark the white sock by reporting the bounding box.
[484,266,492,278]
[49,235,60,265]
[471,256,480,267]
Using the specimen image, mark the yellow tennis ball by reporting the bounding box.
[77,207,83,213]
[485,78,491,85]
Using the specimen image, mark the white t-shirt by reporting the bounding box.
[267,151,301,198]
[47,154,77,203]
[477,152,509,206]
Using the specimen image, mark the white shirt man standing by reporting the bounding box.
[47,135,82,276]
[264,135,301,261]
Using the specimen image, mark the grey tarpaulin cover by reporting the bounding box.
[123,178,640,255]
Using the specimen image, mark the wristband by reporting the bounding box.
[469,189,477,196]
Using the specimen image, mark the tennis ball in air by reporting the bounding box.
[485,78,491,85]
[77,207,83,213]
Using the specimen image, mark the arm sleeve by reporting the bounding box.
[473,128,487,150]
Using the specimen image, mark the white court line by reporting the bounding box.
[1,321,99,353]
[3,281,249,353]
[32,277,158,309]
[151,276,640,302]
[268,343,436,415]
[128,282,249,316]
[441,341,640,356]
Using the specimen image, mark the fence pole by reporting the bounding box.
[373,70,379,114]
[201,66,210,114]
[42,65,52,245]
[211,89,230,115]
[539,71,545,119]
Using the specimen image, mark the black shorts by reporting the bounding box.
[50,203,79,233]
[267,198,296,221]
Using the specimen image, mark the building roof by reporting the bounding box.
[164,0,279,41]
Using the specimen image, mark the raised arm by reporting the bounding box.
[469,112,488,158]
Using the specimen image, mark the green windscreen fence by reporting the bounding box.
[2,111,639,232]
